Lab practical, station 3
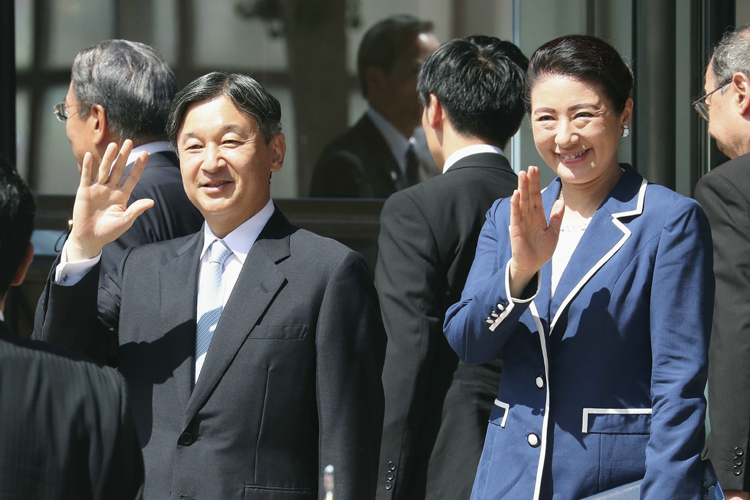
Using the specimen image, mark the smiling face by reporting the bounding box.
[177,95,285,238]
[530,74,631,190]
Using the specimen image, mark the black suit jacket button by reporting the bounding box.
[736,447,745,456]
[386,471,395,481]
[734,467,742,476]
[388,461,397,471]
[735,457,744,466]
[527,433,541,447]
[179,432,193,445]
[385,481,393,490]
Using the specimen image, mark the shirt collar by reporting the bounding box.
[126,141,173,165]
[201,198,275,264]
[443,144,504,173]
[366,107,413,174]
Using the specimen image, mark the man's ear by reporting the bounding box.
[11,243,34,287]
[88,104,109,145]
[426,94,443,130]
[269,133,286,173]
[733,72,750,116]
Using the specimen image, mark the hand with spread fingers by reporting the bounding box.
[67,140,154,261]
[508,165,564,297]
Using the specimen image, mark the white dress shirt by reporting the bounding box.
[366,107,416,178]
[194,199,274,378]
[442,144,505,173]
[53,199,277,379]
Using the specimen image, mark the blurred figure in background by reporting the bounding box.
[310,14,440,197]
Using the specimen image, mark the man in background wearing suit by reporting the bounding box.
[58,39,203,284]
[0,161,143,499]
[310,15,440,197]
[35,71,386,500]
[695,25,750,500]
[375,36,528,500]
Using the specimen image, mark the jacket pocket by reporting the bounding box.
[582,408,652,434]
[250,324,308,340]
[489,399,510,428]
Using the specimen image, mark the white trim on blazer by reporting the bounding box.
[581,407,653,434]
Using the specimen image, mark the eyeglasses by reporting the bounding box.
[53,101,72,122]
[693,80,731,122]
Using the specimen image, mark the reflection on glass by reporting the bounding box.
[268,86,298,198]
[194,0,287,70]
[37,85,80,194]
[16,90,30,179]
[153,0,178,65]
[15,0,33,70]
[46,0,114,69]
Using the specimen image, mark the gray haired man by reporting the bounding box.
[58,39,203,283]
[694,25,750,500]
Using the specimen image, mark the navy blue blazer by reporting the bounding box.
[444,165,714,500]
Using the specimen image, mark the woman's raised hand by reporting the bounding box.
[508,166,564,297]
[66,140,154,261]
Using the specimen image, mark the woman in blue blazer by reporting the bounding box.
[444,35,714,500]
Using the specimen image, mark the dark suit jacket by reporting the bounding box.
[100,149,204,286]
[0,320,143,499]
[695,152,750,491]
[310,114,412,198]
[33,208,387,500]
[375,153,517,500]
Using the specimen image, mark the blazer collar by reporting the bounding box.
[537,164,647,331]
[183,208,293,425]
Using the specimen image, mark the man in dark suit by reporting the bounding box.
[34,72,386,500]
[0,162,143,499]
[58,39,203,285]
[310,15,440,197]
[694,25,750,500]
[374,36,528,500]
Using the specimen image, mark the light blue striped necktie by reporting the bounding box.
[195,239,232,378]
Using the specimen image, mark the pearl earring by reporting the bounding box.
[622,125,630,138]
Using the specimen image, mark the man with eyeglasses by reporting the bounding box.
[57,39,203,285]
[694,25,750,500]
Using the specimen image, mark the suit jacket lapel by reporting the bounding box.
[161,231,204,411]
[184,209,292,425]
[547,166,647,332]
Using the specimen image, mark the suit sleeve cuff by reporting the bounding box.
[54,241,101,286]
[489,260,540,332]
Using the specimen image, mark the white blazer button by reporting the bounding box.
[535,376,545,389]
[527,433,541,447]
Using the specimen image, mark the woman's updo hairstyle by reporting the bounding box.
[526,34,633,114]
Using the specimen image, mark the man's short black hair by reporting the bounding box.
[167,71,282,148]
[357,14,434,97]
[417,35,528,149]
[0,157,35,297]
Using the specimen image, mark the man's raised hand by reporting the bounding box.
[66,140,154,261]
